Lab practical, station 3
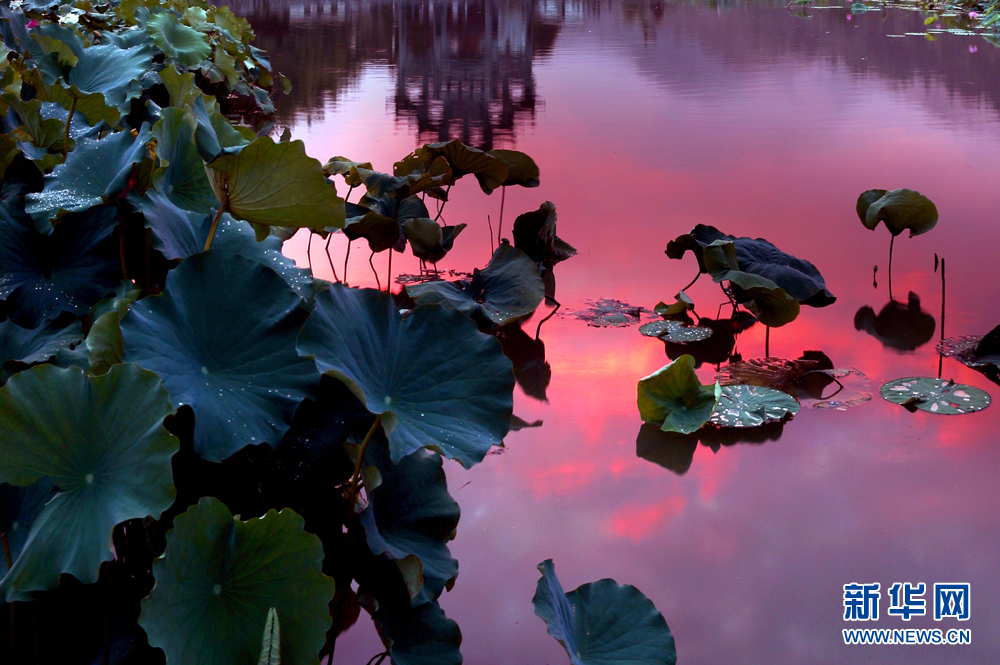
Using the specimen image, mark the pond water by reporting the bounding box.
[226,1,1000,662]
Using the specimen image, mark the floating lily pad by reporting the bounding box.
[147,11,211,67]
[709,384,800,427]
[406,244,544,328]
[856,188,938,237]
[639,320,713,343]
[297,285,514,468]
[532,559,677,665]
[564,299,648,328]
[121,251,319,462]
[0,319,84,385]
[880,377,990,414]
[0,364,178,600]
[360,434,460,607]
[637,355,721,434]
[139,497,335,665]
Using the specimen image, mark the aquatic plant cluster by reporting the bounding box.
[0,0,686,663]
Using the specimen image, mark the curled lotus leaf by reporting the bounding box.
[654,291,694,320]
[406,244,544,328]
[856,188,938,237]
[512,201,576,271]
[359,163,450,201]
[121,251,320,462]
[639,320,713,343]
[151,107,218,213]
[257,607,280,665]
[0,364,178,600]
[401,218,467,264]
[344,202,403,253]
[397,140,508,193]
[0,319,84,385]
[880,377,990,415]
[139,497,335,665]
[372,600,462,665]
[146,11,211,67]
[360,433,460,607]
[487,149,540,187]
[0,202,119,328]
[709,384,800,427]
[637,355,721,434]
[532,559,677,665]
[322,156,373,186]
[86,282,142,376]
[720,270,800,328]
[297,285,514,468]
[25,124,153,228]
[206,137,346,231]
[938,327,1000,386]
[189,94,251,162]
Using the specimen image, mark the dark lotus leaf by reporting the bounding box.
[189,95,250,162]
[856,188,938,237]
[881,377,990,415]
[406,244,544,328]
[357,165,449,201]
[146,11,210,67]
[121,251,320,462]
[938,330,1000,387]
[654,291,694,321]
[322,156,373,186]
[297,285,514,468]
[361,433,460,607]
[389,156,453,197]
[499,323,551,402]
[715,355,832,397]
[2,94,67,154]
[685,225,835,307]
[566,299,647,328]
[533,559,677,665]
[373,599,462,665]
[0,364,177,600]
[0,202,119,327]
[86,282,142,377]
[0,319,84,385]
[487,149,540,187]
[150,107,218,213]
[344,202,403,253]
[720,270,800,328]
[512,201,576,270]
[398,140,507,194]
[25,124,153,228]
[0,478,59,581]
[854,292,935,351]
[635,424,698,475]
[975,326,1000,364]
[139,497,335,665]
[510,414,543,431]
[663,313,756,368]
[639,320,713,343]
[63,38,153,116]
[401,218,467,264]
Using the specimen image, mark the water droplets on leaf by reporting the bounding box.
[880,377,991,415]
[562,299,650,328]
[639,319,713,343]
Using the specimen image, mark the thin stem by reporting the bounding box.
[344,241,351,286]
[307,233,313,271]
[365,650,390,665]
[680,270,701,292]
[487,214,494,255]
[102,570,110,665]
[387,248,392,293]
[324,235,339,282]
[535,299,560,340]
[434,185,452,222]
[346,415,382,511]
[939,257,946,379]
[63,96,76,156]
[765,325,770,357]
[202,205,228,252]
[887,234,895,301]
[344,185,355,204]
[2,534,10,662]
[369,251,381,291]
[497,185,506,244]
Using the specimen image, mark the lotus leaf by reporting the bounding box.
[151,107,218,213]
[121,251,319,461]
[709,384,800,427]
[147,11,211,67]
[653,291,694,320]
[357,165,450,201]
[139,497,335,665]
[637,355,721,434]
[880,377,990,414]
[398,140,507,193]
[59,39,153,121]
[258,607,280,665]
[566,299,646,328]
[3,94,68,154]
[532,559,677,665]
[854,293,935,351]
[0,203,119,327]
[206,137,345,231]
[715,355,832,397]
[0,319,83,385]
[322,156,373,186]
[25,124,153,228]
[0,478,58,581]
[406,244,544,328]
[938,328,1000,386]
[189,94,251,162]
[344,202,403,253]
[720,270,800,328]
[401,218,467,264]
[373,600,463,665]
[663,314,756,368]
[639,320,713,343]
[511,201,576,270]
[298,285,514,468]
[86,282,142,376]
[0,364,178,600]
[856,188,938,237]
[487,149,540,187]
[360,433,460,606]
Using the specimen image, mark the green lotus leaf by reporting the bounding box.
[0,363,178,600]
[880,377,990,415]
[857,188,938,237]
[406,244,544,328]
[2,94,67,153]
[512,201,576,270]
[151,107,218,213]
[188,95,251,162]
[361,434,460,607]
[638,320,712,343]
[709,384,800,427]
[206,137,345,230]
[391,153,454,192]
[23,69,119,128]
[373,600,462,665]
[532,559,677,665]
[344,202,403,253]
[653,291,694,320]
[487,149,540,187]
[121,251,320,462]
[139,497,335,665]
[399,140,508,193]
[719,270,800,328]
[0,478,59,583]
[322,156,373,186]
[357,165,449,201]
[0,202,119,327]
[147,11,211,67]
[85,282,142,376]
[63,39,153,116]
[25,124,153,228]
[258,607,280,665]
[401,218,467,264]
[637,355,721,434]
[0,319,84,385]
[298,285,514,468]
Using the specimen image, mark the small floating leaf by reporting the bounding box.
[880,377,990,415]
[709,384,800,428]
[639,320,713,343]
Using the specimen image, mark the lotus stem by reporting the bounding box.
[365,650,390,665]
[387,248,392,293]
[487,214,494,255]
[497,185,506,244]
[887,234,895,301]
[324,235,339,282]
[306,232,313,271]
[115,201,129,281]
[434,185,452,223]
[344,185,355,204]
[680,269,701,292]
[939,257,946,379]
[536,298,560,340]
[4,532,11,662]
[103,570,111,665]
[344,241,351,286]
[368,251,381,292]
[63,96,76,156]
[202,205,228,252]
[346,415,382,511]
[765,325,770,358]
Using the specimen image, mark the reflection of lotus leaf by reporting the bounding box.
[637,355,721,434]
[639,320,713,343]
[709,384,800,427]
[533,559,677,665]
[854,293,935,351]
[802,368,872,410]
[663,314,756,368]
[499,324,551,402]
[880,377,990,415]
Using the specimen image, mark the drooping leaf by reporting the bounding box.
[720,270,800,328]
[344,203,403,253]
[322,156,373,186]
[637,355,721,434]
[0,203,119,327]
[0,364,178,600]
[139,497,335,665]
[397,140,508,193]
[653,291,694,320]
[512,201,576,271]
[206,137,345,230]
[532,559,677,665]
[151,107,218,213]
[121,251,320,462]
[880,377,990,415]
[401,218,466,264]
[86,283,142,376]
[361,434,460,607]
[372,600,463,665]
[0,319,83,385]
[856,188,938,237]
[487,149,539,187]
[298,285,514,468]
[406,244,544,328]
[147,11,211,67]
[709,384,800,427]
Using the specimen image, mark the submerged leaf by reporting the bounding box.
[637,355,721,434]
[880,377,990,415]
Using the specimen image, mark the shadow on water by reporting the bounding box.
[636,420,787,476]
[498,322,551,402]
[854,292,936,352]
[662,311,757,368]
